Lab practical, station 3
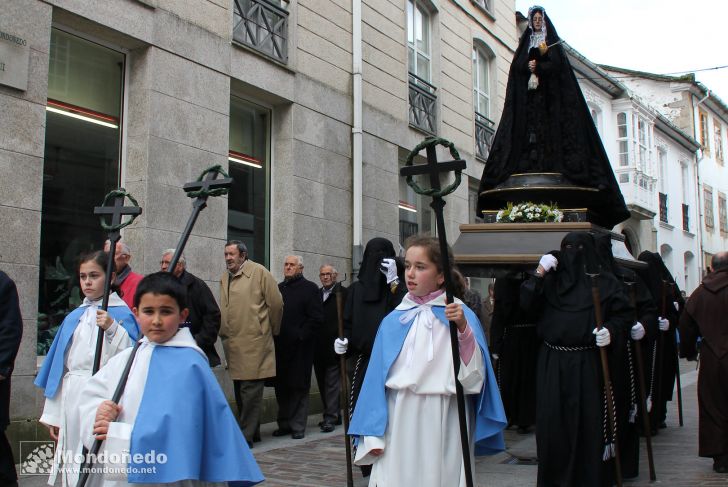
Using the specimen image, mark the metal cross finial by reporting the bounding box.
[400,137,466,198]
[94,191,142,240]
[184,169,234,209]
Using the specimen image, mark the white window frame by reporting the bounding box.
[472,46,490,118]
[407,0,431,82]
[617,112,629,167]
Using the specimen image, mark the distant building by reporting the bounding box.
[600,66,728,278]
[565,50,701,291]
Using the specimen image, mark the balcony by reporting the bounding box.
[475,112,495,161]
[658,192,668,223]
[408,73,437,134]
[233,0,288,64]
[682,204,690,232]
[617,169,657,220]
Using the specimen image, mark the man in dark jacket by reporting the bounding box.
[314,264,347,432]
[680,251,728,473]
[0,271,22,487]
[161,249,222,366]
[275,255,324,439]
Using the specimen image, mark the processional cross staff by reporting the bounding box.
[585,267,623,487]
[77,166,233,487]
[399,136,474,487]
[91,190,142,374]
[625,281,657,481]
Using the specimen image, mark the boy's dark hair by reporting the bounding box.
[133,272,188,310]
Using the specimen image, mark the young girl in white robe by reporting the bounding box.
[348,235,506,487]
[35,250,139,487]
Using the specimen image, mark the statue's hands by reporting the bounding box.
[528,60,537,73]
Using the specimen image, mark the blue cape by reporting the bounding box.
[128,346,264,486]
[348,304,507,455]
[35,305,140,398]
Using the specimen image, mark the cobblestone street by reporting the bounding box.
[18,360,728,487]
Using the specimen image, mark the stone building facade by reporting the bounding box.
[0,0,517,443]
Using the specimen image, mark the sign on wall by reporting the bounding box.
[0,29,30,91]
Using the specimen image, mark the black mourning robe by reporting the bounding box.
[477,8,629,229]
[275,275,324,389]
[521,233,630,486]
[679,268,728,459]
[490,277,538,429]
[636,251,684,430]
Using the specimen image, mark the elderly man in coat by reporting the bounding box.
[220,241,283,447]
[274,255,324,439]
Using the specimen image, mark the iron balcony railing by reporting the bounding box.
[658,192,668,223]
[475,111,495,161]
[233,0,288,64]
[408,72,437,134]
[682,203,690,232]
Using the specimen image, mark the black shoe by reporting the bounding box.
[272,428,292,437]
[714,464,728,473]
[291,431,305,439]
[246,440,254,449]
[517,426,530,435]
[318,420,325,428]
[335,416,342,425]
[320,423,335,433]
[659,421,667,429]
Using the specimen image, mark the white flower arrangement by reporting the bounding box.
[496,202,563,223]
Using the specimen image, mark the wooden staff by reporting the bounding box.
[335,286,354,487]
[587,270,622,487]
[627,283,656,481]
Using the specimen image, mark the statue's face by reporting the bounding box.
[531,11,543,31]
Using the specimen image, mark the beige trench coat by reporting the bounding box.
[220,259,283,380]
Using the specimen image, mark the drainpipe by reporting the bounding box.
[352,0,363,275]
[693,89,710,277]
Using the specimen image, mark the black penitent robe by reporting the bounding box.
[636,251,685,429]
[276,275,324,389]
[521,233,631,487]
[0,271,22,428]
[477,10,629,229]
[594,234,657,477]
[679,268,728,459]
[490,277,538,429]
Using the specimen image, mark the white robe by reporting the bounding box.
[77,328,225,487]
[40,294,133,487]
[354,294,485,487]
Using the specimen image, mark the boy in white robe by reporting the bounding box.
[77,272,264,487]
